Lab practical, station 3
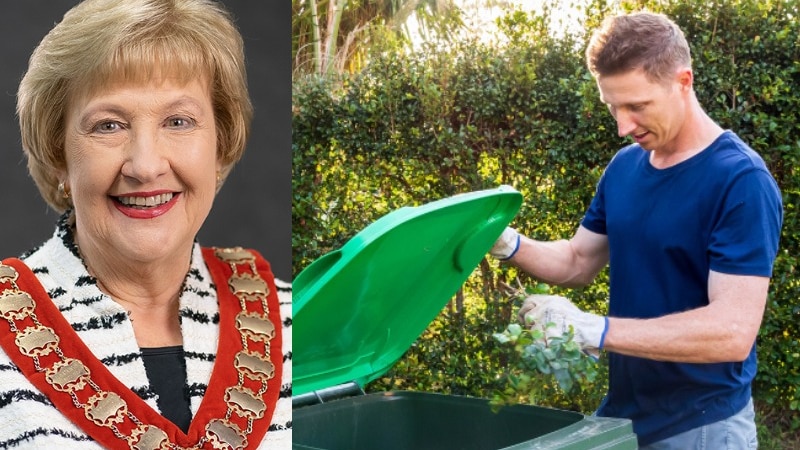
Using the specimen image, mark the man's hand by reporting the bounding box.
[518,294,608,358]
[490,227,520,260]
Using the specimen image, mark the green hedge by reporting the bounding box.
[292,0,800,426]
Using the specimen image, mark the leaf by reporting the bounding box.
[553,368,573,392]
[492,332,511,344]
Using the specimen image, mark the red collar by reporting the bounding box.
[0,247,282,449]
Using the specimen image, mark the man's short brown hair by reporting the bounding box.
[586,11,691,83]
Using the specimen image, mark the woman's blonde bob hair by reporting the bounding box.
[17,0,253,213]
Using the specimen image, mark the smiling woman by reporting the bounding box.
[0,1,291,281]
[0,1,291,449]
[64,76,220,273]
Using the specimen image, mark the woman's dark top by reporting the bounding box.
[141,346,193,433]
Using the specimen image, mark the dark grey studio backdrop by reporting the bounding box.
[0,1,291,280]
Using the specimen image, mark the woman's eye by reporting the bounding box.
[94,121,122,133]
[167,117,195,129]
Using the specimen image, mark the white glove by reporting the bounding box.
[518,294,608,358]
[490,227,520,260]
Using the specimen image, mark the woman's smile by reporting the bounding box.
[113,191,181,218]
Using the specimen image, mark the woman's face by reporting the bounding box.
[63,74,219,265]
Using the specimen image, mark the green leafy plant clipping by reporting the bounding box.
[490,284,599,411]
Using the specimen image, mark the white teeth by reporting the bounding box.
[118,193,174,208]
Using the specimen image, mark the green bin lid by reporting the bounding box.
[293,186,522,396]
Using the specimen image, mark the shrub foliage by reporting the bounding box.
[292,0,800,427]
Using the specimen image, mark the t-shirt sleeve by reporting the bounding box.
[581,171,608,235]
[708,168,783,276]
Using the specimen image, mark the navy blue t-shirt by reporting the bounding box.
[581,131,782,445]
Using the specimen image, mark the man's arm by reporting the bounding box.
[506,225,610,288]
[602,271,769,363]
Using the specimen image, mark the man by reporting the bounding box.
[491,12,782,449]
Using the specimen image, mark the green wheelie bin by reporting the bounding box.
[293,186,638,450]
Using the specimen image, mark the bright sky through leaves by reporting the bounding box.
[405,0,588,47]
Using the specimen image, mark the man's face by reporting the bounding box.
[596,67,689,153]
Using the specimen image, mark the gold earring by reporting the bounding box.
[58,181,71,199]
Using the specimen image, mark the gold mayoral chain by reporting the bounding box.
[0,247,280,450]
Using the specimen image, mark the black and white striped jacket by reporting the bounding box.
[0,217,292,448]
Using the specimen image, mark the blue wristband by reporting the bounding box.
[500,233,521,261]
[598,316,609,349]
